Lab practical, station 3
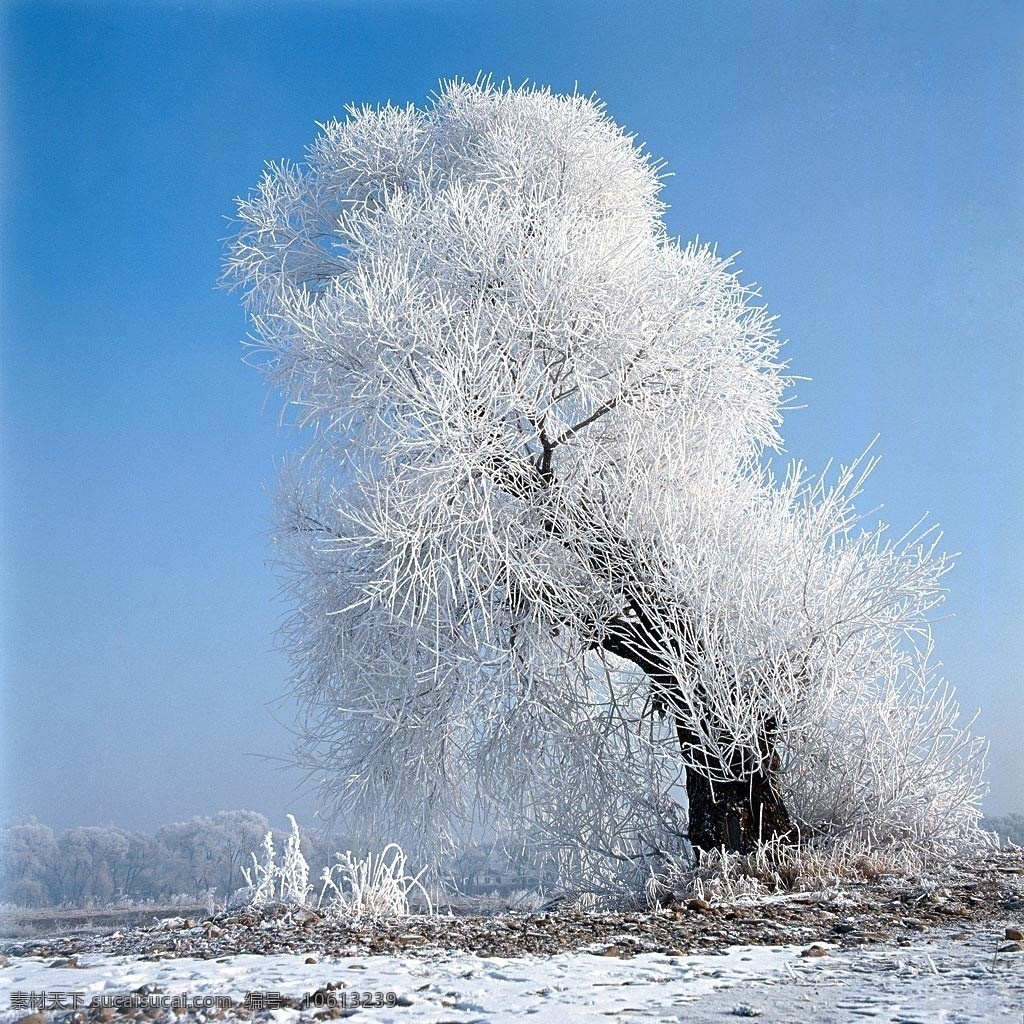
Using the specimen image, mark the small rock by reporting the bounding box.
[1005,926,1024,941]
[48,956,78,968]
[998,941,1024,953]
[305,955,318,964]
[800,943,830,958]
[686,897,712,913]
[0,953,9,967]
[596,944,625,957]
[293,907,322,927]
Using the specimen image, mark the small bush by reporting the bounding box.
[241,819,431,920]
[241,815,311,906]
[318,843,432,920]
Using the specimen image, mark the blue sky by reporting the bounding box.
[2,0,1021,831]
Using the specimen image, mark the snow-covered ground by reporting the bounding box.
[3,933,1022,1023]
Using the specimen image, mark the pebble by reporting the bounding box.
[1005,926,1024,941]
[800,943,831,957]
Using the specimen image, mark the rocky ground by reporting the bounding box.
[2,849,1022,1022]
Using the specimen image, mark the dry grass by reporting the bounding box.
[647,830,1003,908]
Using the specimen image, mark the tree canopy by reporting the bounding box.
[225,80,986,889]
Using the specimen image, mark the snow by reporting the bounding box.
[3,936,1022,1023]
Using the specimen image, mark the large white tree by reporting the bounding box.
[225,80,986,883]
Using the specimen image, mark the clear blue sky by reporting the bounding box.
[2,0,1021,831]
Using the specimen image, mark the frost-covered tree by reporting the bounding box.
[155,811,270,897]
[224,80,986,877]
[0,820,58,905]
[56,826,129,904]
[984,813,1024,847]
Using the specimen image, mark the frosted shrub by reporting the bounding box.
[318,843,432,919]
[241,815,311,907]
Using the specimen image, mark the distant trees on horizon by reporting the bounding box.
[983,813,1024,847]
[2,809,1019,909]
[0,811,349,908]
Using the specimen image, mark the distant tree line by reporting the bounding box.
[984,814,1024,847]
[0,812,348,908]
[5,809,1019,909]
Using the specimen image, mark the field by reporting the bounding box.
[2,851,1023,1023]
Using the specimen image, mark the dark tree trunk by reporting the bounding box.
[600,606,792,856]
[681,748,792,855]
